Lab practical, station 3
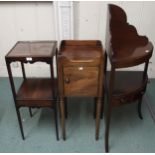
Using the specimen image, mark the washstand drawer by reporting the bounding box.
[112,91,145,106]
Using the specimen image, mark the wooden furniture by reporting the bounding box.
[57,40,104,140]
[5,41,59,140]
[104,4,153,152]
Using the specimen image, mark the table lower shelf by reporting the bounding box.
[16,78,57,107]
[106,71,147,106]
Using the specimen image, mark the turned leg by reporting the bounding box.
[96,97,102,140]
[60,97,66,140]
[138,97,143,119]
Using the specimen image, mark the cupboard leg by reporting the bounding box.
[94,97,97,119]
[54,106,59,140]
[100,101,104,119]
[64,97,68,119]
[60,98,66,140]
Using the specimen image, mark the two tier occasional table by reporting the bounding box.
[5,41,59,140]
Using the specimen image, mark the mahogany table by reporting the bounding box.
[5,41,59,140]
[104,4,153,152]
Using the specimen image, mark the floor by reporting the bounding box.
[0,77,155,153]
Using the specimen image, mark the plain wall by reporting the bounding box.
[0,2,55,77]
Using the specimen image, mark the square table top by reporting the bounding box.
[6,41,57,59]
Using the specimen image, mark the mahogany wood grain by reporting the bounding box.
[105,5,153,68]
[16,79,57,108]
[17,79,53,100]
[63,67,98,96]
[104,4,154,152]
[58,40,104,140]
[6,41,57,63]
[106,71,147,106]
[59,40,103,66]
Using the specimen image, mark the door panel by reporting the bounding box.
[63,67,99,96]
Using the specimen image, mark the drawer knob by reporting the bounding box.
[65,77,70,84]
[145,50,149,53]
[78,67,83,70]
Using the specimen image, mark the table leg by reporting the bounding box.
[95,97,102,140]
[16,108,25,140]
[6,61,25,140]
[60,97,66,140]
[64,97,68,118]
[105,66,115,152]
[105,105,112,153]
[29,108,33,117]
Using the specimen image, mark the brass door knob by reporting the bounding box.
[64,77,70,84]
